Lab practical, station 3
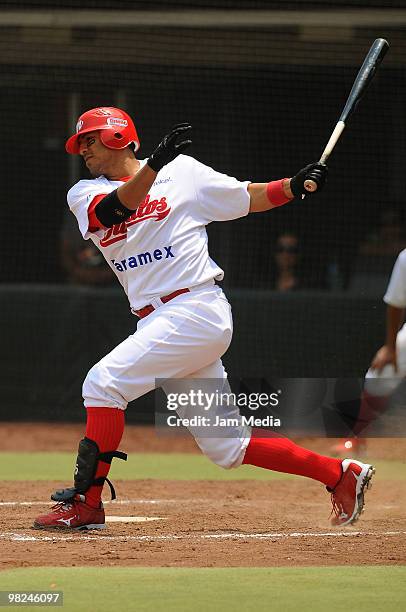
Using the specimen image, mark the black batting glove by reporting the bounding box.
[290,162,328,198]
[147,123,192,172]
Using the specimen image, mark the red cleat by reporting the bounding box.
[329,459,375,527]
[33,495,105,531]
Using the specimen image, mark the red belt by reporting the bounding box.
[134,288,190,319]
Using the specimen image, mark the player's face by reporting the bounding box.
[78,131,115,177]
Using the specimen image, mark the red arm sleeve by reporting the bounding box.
[88,194,109,232]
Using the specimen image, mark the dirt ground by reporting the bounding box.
[0,424,405,569]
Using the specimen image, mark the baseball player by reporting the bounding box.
[349,247,406,445]
[34,107,374,531]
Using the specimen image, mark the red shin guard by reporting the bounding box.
[242,432,342,489]
[84,407,125,508]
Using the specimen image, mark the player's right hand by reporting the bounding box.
[147,123,192,172]
[371,344,397,373]
[290,162,328,197]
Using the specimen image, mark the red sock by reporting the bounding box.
[352,390,388,437]
[242,431,342,489]
[84,407,125,508]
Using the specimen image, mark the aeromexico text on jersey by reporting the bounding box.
[111,245,175,273]
[100,195,171,247]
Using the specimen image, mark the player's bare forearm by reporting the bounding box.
[116,164,157,211]
[248,180,293,213]
[385,304,405,350]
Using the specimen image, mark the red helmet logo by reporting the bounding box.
[65,107,140,154]
[93,108,114,116]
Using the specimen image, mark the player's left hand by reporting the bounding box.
[290,162,328,198]
[147,123,192,172]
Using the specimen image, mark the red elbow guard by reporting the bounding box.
[266,179,292,207]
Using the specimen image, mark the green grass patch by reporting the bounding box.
[0,452,405,482]
[0,452,295,482]
[0,566,405,612]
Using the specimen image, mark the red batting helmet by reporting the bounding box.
[65,107,140,154]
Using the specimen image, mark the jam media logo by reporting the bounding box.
[100,195,171,247]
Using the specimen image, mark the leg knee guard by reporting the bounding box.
[51,437,127,502]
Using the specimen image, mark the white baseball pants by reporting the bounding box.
[82,282,251,468]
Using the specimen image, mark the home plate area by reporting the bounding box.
[106,516,164,523]
[0,479,405,568]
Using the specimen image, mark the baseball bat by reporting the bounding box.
[304,38,389,192]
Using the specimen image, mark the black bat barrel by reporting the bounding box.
[339,38,389,124]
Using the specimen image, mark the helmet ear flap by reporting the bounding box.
[100,128,128,150]
[100,128,139,152]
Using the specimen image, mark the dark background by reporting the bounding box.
[0,1,405,420]
[0,63,402,287]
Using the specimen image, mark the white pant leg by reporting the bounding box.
[162,360,251,469]
[364,323,406,396]
[82,285,233,409]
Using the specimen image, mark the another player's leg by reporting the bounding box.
[327,378,367,457]
[331,374,398,457]
[34,407,126,530]
[333,325,406,456]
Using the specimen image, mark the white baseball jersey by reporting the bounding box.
[67,155,250,310]
[383,248,406,308]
